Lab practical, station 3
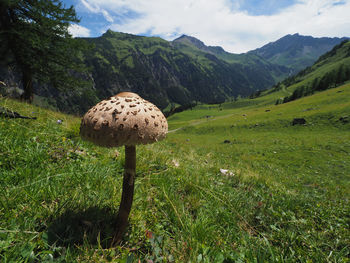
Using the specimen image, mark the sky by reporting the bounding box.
[62,0,350,53]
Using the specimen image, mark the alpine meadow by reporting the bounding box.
[1,0,350,262]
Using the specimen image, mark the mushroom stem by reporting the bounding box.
[113,145,136,244]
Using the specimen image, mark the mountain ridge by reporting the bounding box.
[274,39,350,103]
[249,33,349,74]
[172,35,227,55]
[1,30,348,115]
[78,30,287,112]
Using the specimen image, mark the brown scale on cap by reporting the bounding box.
[112,109,121,116]
[80,92,168,147]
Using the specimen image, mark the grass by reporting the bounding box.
[1,84,349,262]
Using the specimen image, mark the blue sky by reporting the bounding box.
[238,0,299,15]
[62,0,350,53]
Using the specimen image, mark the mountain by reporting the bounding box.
[1,31,348,115]
[172,35,227,56]
[266,40,350,104]
[80,30,287,112]
[250,33,349,74]
[172,34,289,81]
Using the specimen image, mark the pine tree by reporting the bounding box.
[0,0,88,102]
[336,64,347,85]
[311,77,319,90]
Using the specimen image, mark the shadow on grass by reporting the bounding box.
[47,206,118,248]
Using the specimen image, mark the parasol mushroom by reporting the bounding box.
[80,92,168,243]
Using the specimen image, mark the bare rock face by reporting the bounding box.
[80,92,168,147]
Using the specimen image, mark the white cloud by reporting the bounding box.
[79,0,350,53]
[81,0,114,22]
[69,24,91,37]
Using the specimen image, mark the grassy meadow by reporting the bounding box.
[0,84,349,262]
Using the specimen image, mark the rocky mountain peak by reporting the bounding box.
[173,35,227,55]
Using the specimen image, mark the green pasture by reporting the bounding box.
[0,84,349,262]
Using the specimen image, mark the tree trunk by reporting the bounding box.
[21,69,34,103]
[112,145,136,245]
[0,5,34,103]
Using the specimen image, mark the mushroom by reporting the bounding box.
[80,92,168,243]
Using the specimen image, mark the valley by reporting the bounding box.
[4,31,343,116]
[1,1,349,262]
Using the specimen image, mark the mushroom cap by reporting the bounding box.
[80,92,168,147]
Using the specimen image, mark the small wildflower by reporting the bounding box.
[220,168,234,177]
[172,159,179,167]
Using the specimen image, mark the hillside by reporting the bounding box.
[1,31,348,116]
[172,35,288,82]
[58,32,346,114]
[1,79,349,261]
[250,33,349,74]
[80,31,287,111]
[269,40,350,104]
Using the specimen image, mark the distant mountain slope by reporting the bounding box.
[172,35,288,81]
[81,30,288,111]
[2,31,347,115]
[172,35,227,57]
[250,33,349,74]
[270,40,350,103]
